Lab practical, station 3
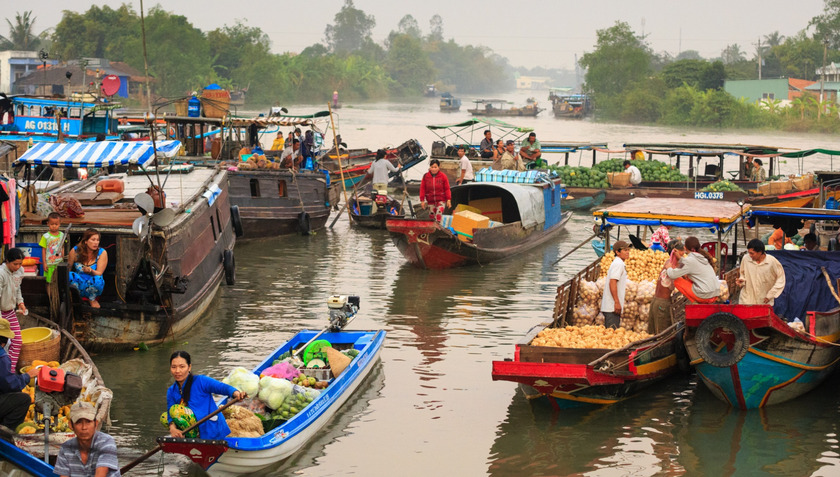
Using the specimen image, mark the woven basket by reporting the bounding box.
[17,330,60,371]
[607,172,631,188]
[769,180,791,195]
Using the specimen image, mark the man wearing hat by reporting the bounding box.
[519,132,543,167]
[601,241,630,329]
[0,317,38,439]
[499,140,522,171]
[54,400,121,476]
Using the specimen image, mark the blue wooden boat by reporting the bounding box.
[159,327,386,476]
[683,206,840,409]
[0,96,121,142]
[0,438,54,476]
[563,190,606,211]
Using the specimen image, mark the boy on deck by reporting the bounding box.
[39,212,65,283]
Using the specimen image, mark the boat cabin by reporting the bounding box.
[0,96,120,141]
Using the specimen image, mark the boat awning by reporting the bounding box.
[15,140,181,168]
[229,111,330,127]
[594,198,748,231]
[454,182,544,229]
[749,206,840,220]
[426,118,533,133]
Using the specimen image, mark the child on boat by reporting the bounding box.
[39,212,65,283]
[0,248,26,372]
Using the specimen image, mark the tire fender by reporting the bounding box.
[230,205,244,238]
[298,211,311,235]
[223,249,235,286]
[695,312,749,368]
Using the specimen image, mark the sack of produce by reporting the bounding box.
[595,277,606,292]
[270,385,321,421]
[224,405,265,438]
[258,376,294,410]
[224,367,260,397]
[639,303,651,321]
[719,280,730,302]
[261,362,300,381]
[572,303,600,325]
[577,280,601,305]
[636,281,656,304]
[625,280,638,303]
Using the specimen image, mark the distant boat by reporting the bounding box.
[439,92,461,112]
[548,90,592,119]
[467,98,543,117]
[424,84,437,97]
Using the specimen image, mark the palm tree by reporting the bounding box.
[0,11,41,51]
[763,31,785,47]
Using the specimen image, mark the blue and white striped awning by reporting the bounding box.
[15,140,181,168]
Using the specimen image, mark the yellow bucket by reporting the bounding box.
[21,327,53,344]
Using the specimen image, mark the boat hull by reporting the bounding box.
[684,304,840,409]
[387,212,571,269]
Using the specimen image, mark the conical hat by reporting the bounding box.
[324,346,351,378]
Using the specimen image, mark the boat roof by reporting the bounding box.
[228,111,330,127]
[471,99,512,104]
[594,198,748,229]
[16,140,181,168]
[454,182,546,229]
[540,141,608,153]
[426,118,533,147]
[749,206,840,220]
[427,117,533,133]
[10,96,120,111]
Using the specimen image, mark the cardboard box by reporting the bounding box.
[468,197,503,221]
[454,204,481,215]
[607,172,631,188]
[451,210,490,242]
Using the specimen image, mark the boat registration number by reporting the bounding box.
[694,192,723,200]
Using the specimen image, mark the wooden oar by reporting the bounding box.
[552,232,598,266]
[329,202,349,228]
[120,396,244,474]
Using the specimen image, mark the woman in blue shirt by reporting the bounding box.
[166,351,246,439]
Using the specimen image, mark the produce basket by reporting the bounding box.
[791,174,814,191]
[757,182,772,195]
[769,180,791,195]
[607,172,631,188]
[17,329,59,371]
[174,99,188,117]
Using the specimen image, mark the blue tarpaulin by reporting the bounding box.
[603,217,740,233]
[768,250,840,321]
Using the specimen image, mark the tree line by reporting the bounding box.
[0,1,512,106]
[580,0,840,132]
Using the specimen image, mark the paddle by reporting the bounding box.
[119,395,244,474]
[396,160,415,218]
[552,232,598,266]
[329,202,349,228]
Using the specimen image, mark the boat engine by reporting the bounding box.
[33,366,83,463]
[327,295,360,331]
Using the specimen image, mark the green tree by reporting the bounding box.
[51,5,139,60]
[721,44,746,64]
[0,11,42,50]
[660,59,707,89]
[397,15,421,38]
[207,21,271,84]
[676,50,703,61]
[579,21,653,99]
[774,33,828,79]
[385,34,433,94]
[428,15,443,42]
[764,31,785,47]
[324,0,375,54]
[811,0,840,48]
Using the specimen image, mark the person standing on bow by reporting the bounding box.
[419,159,451,223]
[601,241,630,329]
[737,239,786,305]
[367,149,400,195]
[456,145,474,185]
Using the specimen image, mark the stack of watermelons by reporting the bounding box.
[593,158,688,182]
[700,180,743,192]
[547,165,609,188]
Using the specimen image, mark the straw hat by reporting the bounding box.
[324,347,351,378]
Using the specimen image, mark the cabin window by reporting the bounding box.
[210,216,217,241]
[278,180,287,197]
[250,178,260,197]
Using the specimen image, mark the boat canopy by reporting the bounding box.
[426,118,532,132]
[16,140,181,168]
[749,206,840,221]
[229,111,330,128]
[426,118,533,148]
[453,182,545,229]
[10,96,121,112]
[594,198,748,231]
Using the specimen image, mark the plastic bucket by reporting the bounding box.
[21,327,52,344]
[359,203,373,215]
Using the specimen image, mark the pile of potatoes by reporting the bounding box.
[530,325,651,349]
[600,249,670,283]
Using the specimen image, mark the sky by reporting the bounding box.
[12,0,830,70]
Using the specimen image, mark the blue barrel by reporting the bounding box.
[827,196,838,210]
[187,96,201,117]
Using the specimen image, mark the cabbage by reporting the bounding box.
[258,376,293,410]
[223,367,260,396]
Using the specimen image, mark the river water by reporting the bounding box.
[95,96,840,476]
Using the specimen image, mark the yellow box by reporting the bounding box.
[468,197,503,221]
[451,210,490,242]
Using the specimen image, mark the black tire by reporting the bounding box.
[230,205,244,238]
[695,312,749,368]
[223,249,235,285]
[298,211,311,235]
[674,324,691,374]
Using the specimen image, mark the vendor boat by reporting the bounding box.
[467,99,543,117]
[157,296,386,476]
[683,206,840,409]
[0,95,121,143]
[348,192,412,230]
[386,169,571,269]
[492,198,748,407]
[562,190,606,211]
[439,93,461,112]
[17,140,238,351]
[548,91,592,119]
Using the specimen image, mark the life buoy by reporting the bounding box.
[223,249,235,285]
[298,211,311,235]
[694,312,749,367]
[230,205,244,237]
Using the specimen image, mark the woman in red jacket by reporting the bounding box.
[419,159,451,222]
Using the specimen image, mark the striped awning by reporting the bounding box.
[15,140,181,168]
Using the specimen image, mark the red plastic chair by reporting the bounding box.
[700,242,728,277]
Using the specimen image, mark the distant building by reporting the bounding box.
[516,76,551,90]
[808,62,840,105]
[724,78,816,105]
[13,57,151,100]
[0,50,57,94]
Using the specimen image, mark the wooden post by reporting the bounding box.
[327,103,353,223]
[565,152,569,166]
[592,149,597,166]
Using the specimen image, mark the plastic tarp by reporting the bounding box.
[454,182,544,229]
[768,250,840,321]
[16,140,181,168]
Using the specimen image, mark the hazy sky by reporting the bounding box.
[14,1,829,69]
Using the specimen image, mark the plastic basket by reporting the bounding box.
[17,329,59,371]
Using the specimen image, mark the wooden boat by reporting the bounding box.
[0,95,121,142]
[548,91,592,119]
[439,93,461,112]
[387,172,571,269]
[683,207,840,409]
[562,190,606,211]
[159,327,386,476]
[467,99,543,117]
[0,439,53,476]
[16,140,237,351]
[492,198,749,407]
[322,138,427,190]
[348,193,409,229]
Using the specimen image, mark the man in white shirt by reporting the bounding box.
[737,239,786,305]
[601,240,630,329]
[624,160,642,185]
[456,146,474,185]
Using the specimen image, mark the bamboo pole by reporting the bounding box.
[327,103,352,223]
